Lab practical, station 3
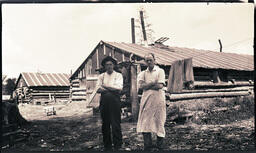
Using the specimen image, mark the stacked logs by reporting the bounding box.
[71,79,87,101]
[15,87,70,104]
[166,81,254,102]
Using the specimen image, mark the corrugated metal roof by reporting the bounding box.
[21,72,70,87]
[104,41,254,71]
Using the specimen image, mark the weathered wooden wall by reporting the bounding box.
[16,76,28,89]
[70,79,86,101]
[86,75,100,108]
[15,85,70,105]
[72,43,132,81]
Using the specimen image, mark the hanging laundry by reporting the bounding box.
[167,60,184,93]
[167,58,194,93]
[183,58,194,82]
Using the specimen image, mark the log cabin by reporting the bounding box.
[69,40,254,106]
[14,72,70,105]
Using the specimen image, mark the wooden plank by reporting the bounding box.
[72,91,86,94]
[103,44,106,55]
[71,97,87,100]
[72,92,86,95]
[96,49,99,69]
[33,96,69,99]
[98,46,105,68]
[72,84,80,87]
[86,76,98,81]
[92,49,97,74]
[87,87,99,106]
[114,50,123,62]
[71,88,86,92]
[122,53,125,62]
[112,48,115,57]
[130,64,139,121]
[72,95,87,98]
[32,94,70,97]
[31,93,70,96]
[71,79,80,83]
[172,86,252,94]
[194,81,254,87]
[87,93,100,108]
[31,90,69,93]
[72,94,86,96]
[167,91,249,101]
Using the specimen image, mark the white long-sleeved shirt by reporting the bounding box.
[96,71,123,91]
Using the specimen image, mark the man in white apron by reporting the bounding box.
[96,56,123,151]
[137,53,166,151]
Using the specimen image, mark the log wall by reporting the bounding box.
[15,86,70,105]
[70,79,86,101]
[71,43,132,80]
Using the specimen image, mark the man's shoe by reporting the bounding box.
[143,133,153,151]
[103,147,113,151]
[113,146,122,151]
[156,136,165,150]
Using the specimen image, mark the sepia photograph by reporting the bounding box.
[1,2,255,152]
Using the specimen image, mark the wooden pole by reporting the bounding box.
[131,18,135,44]
[130,64,139,121]
[140,11,148,46]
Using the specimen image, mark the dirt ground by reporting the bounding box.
[2,96,255,151]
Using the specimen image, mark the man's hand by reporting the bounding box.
[102,84,121,92]
[140,79,164,90]
[97,87,107,93]
[151,83,164,90]
[140,80,158,90]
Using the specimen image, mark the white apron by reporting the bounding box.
[136,88,166,137]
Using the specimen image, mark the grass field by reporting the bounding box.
[2,95,255,151]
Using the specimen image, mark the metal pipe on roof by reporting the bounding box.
[218,39,222,52]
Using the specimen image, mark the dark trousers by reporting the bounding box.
[100,92,122,149]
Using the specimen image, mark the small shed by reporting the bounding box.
[14,72,70,105]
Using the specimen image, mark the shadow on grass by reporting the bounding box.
[165,123,255,151]
[3,112,103,151]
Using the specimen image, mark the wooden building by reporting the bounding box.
[69,40,254,105]
[14,72,70,105]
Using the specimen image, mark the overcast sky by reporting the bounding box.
[2,3,254,78]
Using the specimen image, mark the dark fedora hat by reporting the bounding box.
[101,56,117,67]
